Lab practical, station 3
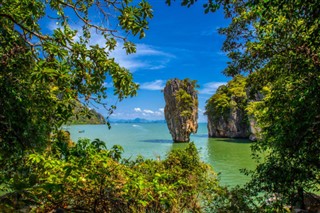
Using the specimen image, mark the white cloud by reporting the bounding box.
[154,111,162,116]
[103,82,113,88]
[199,82,226,95]
[110,43,174,72]
[109,107,165,120]
[149,65,166,70]
[135,44,173,57]
[49,22,174,72]
[139,80,165,90]
[159,108,164,112]
[47,21,59,31]
[134,108,142,112]
[143,109,154,114]
[109,112,124,117]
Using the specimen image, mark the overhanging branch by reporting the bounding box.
[0,13,49,41]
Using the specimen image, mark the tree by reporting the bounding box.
[168,0,320,209]
[218,1,320,209]
[0,0,153,191]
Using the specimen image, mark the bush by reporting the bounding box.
[3,134,219,212]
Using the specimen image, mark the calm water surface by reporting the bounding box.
[67,123,256,187]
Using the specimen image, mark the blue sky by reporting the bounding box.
[105,1,231,122]
[47,1,231,122]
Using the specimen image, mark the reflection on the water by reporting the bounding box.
[139,139,173,144]
[206,137,255,187]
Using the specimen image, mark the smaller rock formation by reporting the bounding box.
[207,106,250,138]
[247,90,263,141]
[164,78,198,142]
[205,75,259,140]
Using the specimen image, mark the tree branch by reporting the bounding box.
[0,13,49,40]
[57,0,118,33]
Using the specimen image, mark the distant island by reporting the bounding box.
[109,118,166,124]
[67,101,106,125]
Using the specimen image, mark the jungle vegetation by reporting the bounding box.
[170,78,198,118]
[0,0,319,212]
[0,0,222,212]
[205,75,248,120]
[173,0,320,210]
[67,101,106,125]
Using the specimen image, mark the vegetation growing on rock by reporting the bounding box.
[215,0,320,209]
[205,75,252,138]
[206,75,247,117]
[67,101,106,125]
[179,0,320,210]
[1,0,319,211]
[0,2,224,212]
[164,78,199,142]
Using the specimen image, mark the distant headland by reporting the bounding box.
[109,118,166,124]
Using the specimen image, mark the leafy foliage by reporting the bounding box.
[165,0,219,14]
[2,135,219,212]
[218,0,320,208]
[173,0,320,210]
[216,0,319,210]
[66,101,106,125]
[0,0,153,192]
[205,75,247,119]
[172,78,199,118]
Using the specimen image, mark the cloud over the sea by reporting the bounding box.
[139,80,165,90]
[199,82,226,95]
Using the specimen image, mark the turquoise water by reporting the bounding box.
[67,123,256,187]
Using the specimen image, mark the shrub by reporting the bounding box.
[3,135,219,212]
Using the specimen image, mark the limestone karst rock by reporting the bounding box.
[205,75,259,140]
[207,104,250,138]
[164,78,198,142]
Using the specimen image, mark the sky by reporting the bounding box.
[47,1,231,122]
[106,1,231,122]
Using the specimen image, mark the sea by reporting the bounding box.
[66,123,257,187]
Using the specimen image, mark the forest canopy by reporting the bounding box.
[0,0,154,208]
[169,0,320,210]
[0,0,319,212]
[0,0,152,164]
[0,1,222,212]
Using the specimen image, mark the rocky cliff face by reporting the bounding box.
[205,75,259,140]
[164,79,198,142]
[248,117,259,141]
[207,106,250,138]
[247,91,263,141]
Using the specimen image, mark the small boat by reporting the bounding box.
[78,130,85,133]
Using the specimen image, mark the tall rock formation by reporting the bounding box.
[205,75,259,140]
[164,78,198,142]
